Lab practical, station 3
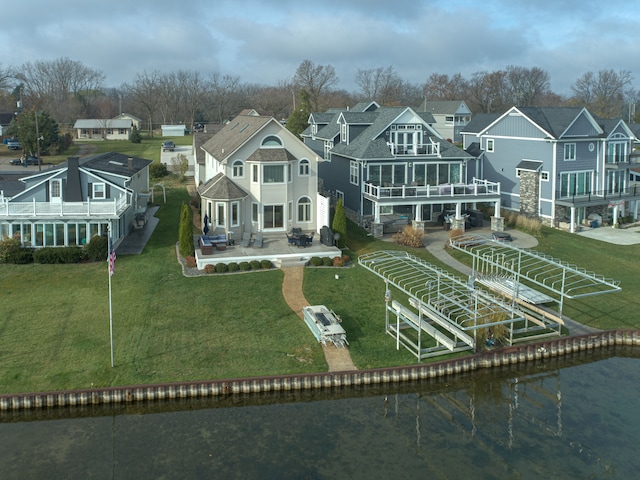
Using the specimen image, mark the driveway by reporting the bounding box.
[160,144,194,176]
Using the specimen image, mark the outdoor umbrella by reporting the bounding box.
[203,214,209,234]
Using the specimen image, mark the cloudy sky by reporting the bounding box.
[3,0,640,96]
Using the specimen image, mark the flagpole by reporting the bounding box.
[108,225,115,368]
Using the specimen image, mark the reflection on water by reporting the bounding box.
[2,348,640,479]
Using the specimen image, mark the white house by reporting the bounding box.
[73,119,133,141]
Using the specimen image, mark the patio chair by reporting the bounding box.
[286,233,296,245]
[306,231,314,245]
[240,231,252,247]
[253,232,263,248]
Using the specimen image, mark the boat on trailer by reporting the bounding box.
[302,305,348,348]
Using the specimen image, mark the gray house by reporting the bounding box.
[461,106,640,231]
[418,100,472,143]
[303,102,502,237]
[0,153,151,247]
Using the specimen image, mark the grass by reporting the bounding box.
[1,138,638,394]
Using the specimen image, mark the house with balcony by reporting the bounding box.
[302,102,502,237]
[0,153,151,247]
[418,100,472,143]
[197,111,324,243]
[461,106,640,231]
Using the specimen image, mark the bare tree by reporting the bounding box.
[178,70,207,129]
[206,73,242,124]
[570,69,633,118]
[125,70,161,136]
[355,66,403,104]
[293,60,339,111]
[466,70,508,113]
[422,73,468,101]
[503,65,551,107]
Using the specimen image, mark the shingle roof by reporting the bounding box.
[73,119,132,129]
[246,147,297,163]
[461,113,500,134]
[197,172,248,200]
[517,107,587,138]
[201,115,272,161]
[194,132,215,165]
[420,100,466,115]
[80,152,152,177]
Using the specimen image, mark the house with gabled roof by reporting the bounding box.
[418,100,472,143]
[303,102,503,237]
[73,119,133,140]
[461,106,640,231]
[0,153,152,247]
[197,111,323,243]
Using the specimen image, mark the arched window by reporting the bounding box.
[297,196,312,222]
[261,135,282,147]
[232,160,244,177]
[299,158,310,176]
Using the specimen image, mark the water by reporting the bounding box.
[1,349,639,479]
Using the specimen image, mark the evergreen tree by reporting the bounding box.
[179,202,194,257]
[129,124,142,143]
[332,198,347,248]
[7,109,59,156]
[286,89,312,138]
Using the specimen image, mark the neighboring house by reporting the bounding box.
[418,100,472,143]
[461,106,640,231]
[197,111,323,242]
[161,125,187,137]
[302,101,502,237]
[73,119,133,140]
[113,112,142,130]
[0,153,152,247]
[0,110,15,139]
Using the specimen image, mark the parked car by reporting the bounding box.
[162,140,175,152]
[10,155,39,166]
[9,158,22,165]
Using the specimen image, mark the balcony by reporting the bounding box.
[556,185,640,207]
[387,142,439,156]
[363,178,500,203]
[0,196,129,218]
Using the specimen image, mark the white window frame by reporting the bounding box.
[297,196,312,223]
[486,138,494,152]
[230,201,240,227]
[262,164,286,184]
[349,161,359,185]
[50,179,62,202]
[216,202,226,227]
[252,203,259,223]
[232,160,244,178]
[299,159,310,176]
[564,143,576,161]
[340,122,347,143]
[252,164,259,183]
[93,183,106,199]
[324,141,332,160]
[515,168,522,178]
[540,171,549,182]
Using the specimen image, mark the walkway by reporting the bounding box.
[281,266,357,372]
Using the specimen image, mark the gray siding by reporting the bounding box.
[486,114,547,139]
[319,154,361,213]
[564,114,600,137]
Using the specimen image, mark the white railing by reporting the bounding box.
[0,196,129,217]
[387,142,440,156]
[363,178,500,201]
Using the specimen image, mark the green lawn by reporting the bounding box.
[1,138,638,394]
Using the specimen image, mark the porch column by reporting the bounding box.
[412,203,426,232]
[372,202,384,239]
[570,207,576,233]
[491,199,504,232]
[612,205,620,226]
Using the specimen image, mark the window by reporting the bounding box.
[232,160,244,177]
[299,159,310,176]
[216,203,226,227]
[486,139,494,152]
[263,205,284,229]
[297,196,312,222]
[252,203,259,222]
[445,116,454,124]
[564,143,576,161]
[311,124,317,135]
[288,163,292,183]
[231,202,240,227]
[340,122,347,142]
[540,171,549,182]
[324,141,332,159]
[252,164,259,182]
[560,171,592,197]
[263,165,285,183]
[93,183,106,199]
[350,161,359,185]
[50,179,61,200]
[607,142,627,164]
[515,168,522,178]
[261,135,282,147]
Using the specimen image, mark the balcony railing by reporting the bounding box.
[557,185,640,203]
[0,196,129,218]
[364,178,500,201]
[387,142,440,156]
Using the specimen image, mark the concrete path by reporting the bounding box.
[281,266,357,372]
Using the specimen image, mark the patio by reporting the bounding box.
[193,232,342,269]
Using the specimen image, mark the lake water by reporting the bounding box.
[1,348,639,479]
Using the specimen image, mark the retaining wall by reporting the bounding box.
[2,330,639,412]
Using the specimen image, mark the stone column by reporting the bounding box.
[372,223,384,238]
[491,216,504,232]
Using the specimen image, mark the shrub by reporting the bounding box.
[129,125,142,143]
[239,261,251,271]
[228,262,240,272]
[332,198,347,248]
[204,264,216,274]
[333,256,345,267]
[260,259,272,269]
[341,254,350,265]
[309,256,323,266]
[85,235,108,262]
[322,256,333,266]
[392,225,424,248]
[250,260,261,270]
[185,256,197,268]
[216,263,229,273]
[0,236,33,264]
[150,162,169,179]
[179,202,195,257]
[34,246,83,264]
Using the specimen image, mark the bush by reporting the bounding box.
[150,162,169,179]
[34,246,83,264]
[85,235,108,262]
[332,256,345,267]
[228,262,240,272]
[322,256,333,266]
[179,202,194,257]
[216,263,229,273]
[309,256,323,266]
[185,256,197,268]
[250,260,261,270]
[0,236,33,264]
[129,125,142,143]
[204,264,216,274]
[332,198,347,248]
[239,261,251,271]
[392,226,424,248]
[260,259,272,269]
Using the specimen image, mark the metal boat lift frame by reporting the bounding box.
[359,250,562,360]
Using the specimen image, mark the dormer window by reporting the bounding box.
[261,135,282,147]
[340,122,347,142]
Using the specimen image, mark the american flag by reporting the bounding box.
[109,236,116,276]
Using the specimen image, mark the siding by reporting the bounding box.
[485,114,547,139]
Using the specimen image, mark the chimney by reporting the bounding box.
[65,156,83,202]
[128,156,133,170]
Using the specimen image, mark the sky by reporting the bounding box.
[3,0,640,96]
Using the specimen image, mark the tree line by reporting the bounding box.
[0,57,638,138]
